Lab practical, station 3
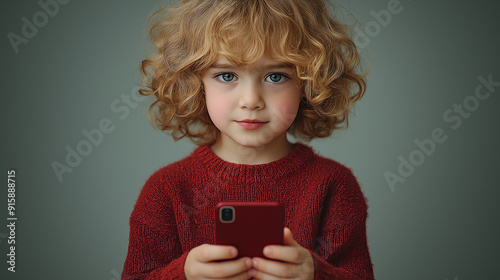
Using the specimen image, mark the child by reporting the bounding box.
[122,0,374,279]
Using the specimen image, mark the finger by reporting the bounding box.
[283,227,299,247]
[262,245,306,264]
[200,257,252,279]
[225,269,256,280]
[252,271,289,280]
[251,257,298,278]
[196,244,238,262]
[207,270,254,280]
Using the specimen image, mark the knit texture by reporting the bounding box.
[122,143,374,279]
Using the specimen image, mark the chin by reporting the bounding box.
[234,138,270,149]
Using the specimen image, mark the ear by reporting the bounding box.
[300,88,306,98]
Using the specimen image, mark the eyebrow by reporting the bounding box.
[209,62,295,70]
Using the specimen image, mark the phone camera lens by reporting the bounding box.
[221,207,234,222]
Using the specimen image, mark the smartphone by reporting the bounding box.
[215,202,284,258]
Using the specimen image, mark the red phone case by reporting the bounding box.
[215,202,284,258]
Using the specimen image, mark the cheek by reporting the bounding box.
[205,93,233,125]
[272,97,301,125]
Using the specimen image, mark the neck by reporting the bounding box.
[209,134,294,165]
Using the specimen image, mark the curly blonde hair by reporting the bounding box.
[140,0,367,145]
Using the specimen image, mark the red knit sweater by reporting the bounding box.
[122,143,374,279]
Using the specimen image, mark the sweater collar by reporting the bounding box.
[191,142,314,182]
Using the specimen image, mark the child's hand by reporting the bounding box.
[185,244,253,280]
[249,228,315,280]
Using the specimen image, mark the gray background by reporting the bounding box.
[1,0,499,279]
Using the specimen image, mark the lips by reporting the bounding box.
[235,119,268,130]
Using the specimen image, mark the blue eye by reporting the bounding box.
[266,73,288,83]
[216,73,237,82]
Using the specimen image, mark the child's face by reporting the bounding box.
[201,56,303,148]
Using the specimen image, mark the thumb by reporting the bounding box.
[283,227,299,247]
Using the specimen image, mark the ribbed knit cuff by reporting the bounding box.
[160,251,189,279]
[309,250,356,280]
[121,251,190,280]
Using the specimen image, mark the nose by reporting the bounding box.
[239,81,264,110]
